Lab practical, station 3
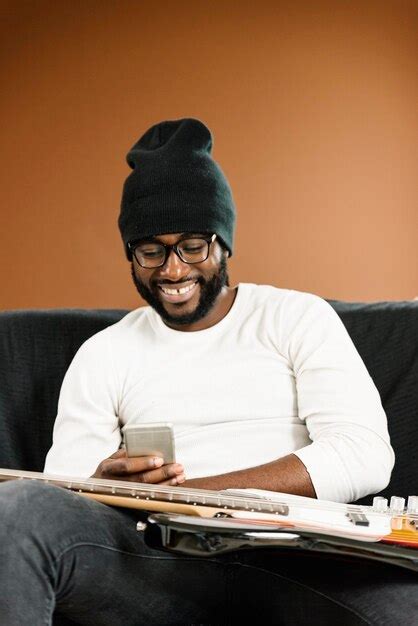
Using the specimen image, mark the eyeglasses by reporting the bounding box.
[128,234,217,268]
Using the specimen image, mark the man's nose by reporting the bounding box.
[159,248,189,280]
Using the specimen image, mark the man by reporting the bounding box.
[1,118,412,625]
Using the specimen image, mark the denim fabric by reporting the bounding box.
[0,480,417,626]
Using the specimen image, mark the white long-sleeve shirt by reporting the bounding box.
[44,283,395,502]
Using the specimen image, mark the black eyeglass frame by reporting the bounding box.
[128,233,217,268]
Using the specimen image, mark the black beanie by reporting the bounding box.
[118,118,236,260]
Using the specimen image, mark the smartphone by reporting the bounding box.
[122,422,176,464]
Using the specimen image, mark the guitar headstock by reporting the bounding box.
[372,495,418,547]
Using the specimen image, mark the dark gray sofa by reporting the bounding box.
[0,300,417,505]
[0,300,417,624]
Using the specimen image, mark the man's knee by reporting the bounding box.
[0,480,89,540]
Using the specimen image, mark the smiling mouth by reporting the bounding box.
[158,281,199,304]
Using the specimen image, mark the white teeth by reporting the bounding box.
[160,282,197,296]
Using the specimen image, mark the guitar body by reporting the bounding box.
[143,512,418,573]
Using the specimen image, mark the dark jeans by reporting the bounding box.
[0,481,417,626]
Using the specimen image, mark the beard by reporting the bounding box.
[131,255,230,327]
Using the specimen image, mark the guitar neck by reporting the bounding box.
[0,468,290,517]
[1,468,417,547]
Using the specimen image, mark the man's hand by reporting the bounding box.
[91,449,186,485]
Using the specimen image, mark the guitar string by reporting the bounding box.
[0,469,414,518]
[1,470,417,522]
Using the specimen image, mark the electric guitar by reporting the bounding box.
[1,468,417,572]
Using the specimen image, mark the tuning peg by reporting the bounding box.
[372,496,388,512]
[389,496,405,514]
[407,495,418,514]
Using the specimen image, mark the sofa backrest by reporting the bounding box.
[0,309,126,473]
[0,300,417,505]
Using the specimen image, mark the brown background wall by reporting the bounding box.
[1,0,417,310]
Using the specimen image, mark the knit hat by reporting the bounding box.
[118,118,236,259]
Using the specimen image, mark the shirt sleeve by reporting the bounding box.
[43,330,121,478]
[281,292,395,503]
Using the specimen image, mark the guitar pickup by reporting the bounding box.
[346,511,370,526]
